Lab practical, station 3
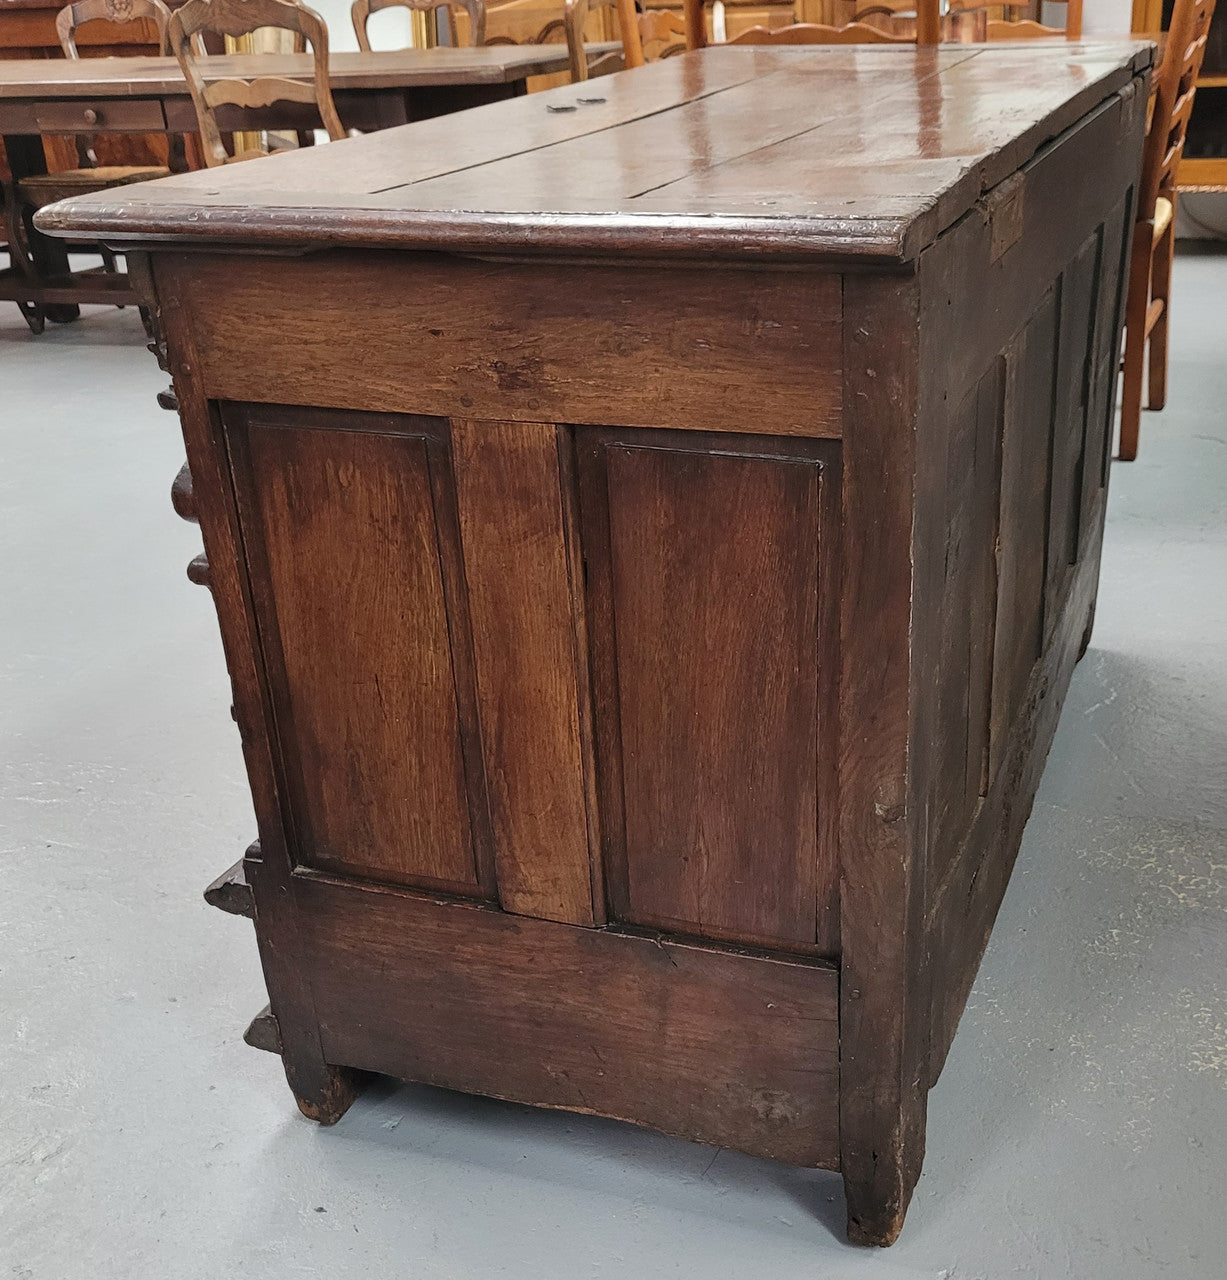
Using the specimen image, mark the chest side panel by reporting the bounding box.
[167,252,845,952]
[578,428,842,954]
[913,75,1146,1078]
[224,403,495,899]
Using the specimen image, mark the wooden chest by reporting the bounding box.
[40,42,1151,1245]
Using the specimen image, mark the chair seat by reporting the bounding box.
[18,165,169,210]
[1154,195,1174,239]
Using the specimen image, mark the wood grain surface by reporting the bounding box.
[154,251,843,436]
[226,404,495,898]
[297,871,841,1167]
[451,420,600,926]
[36,42,1154,263]
[577,428,841,952]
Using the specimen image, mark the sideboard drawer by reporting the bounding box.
[26,97,166,134]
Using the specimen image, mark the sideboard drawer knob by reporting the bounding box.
[186,553,211,588]
[171,462,197,523]
[82,108,99,126]
[157,386,179,412]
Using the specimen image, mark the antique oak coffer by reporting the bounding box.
[40,42,1151,1245]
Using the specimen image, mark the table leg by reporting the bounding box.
[2,132,80,325]
[1,178,46,333]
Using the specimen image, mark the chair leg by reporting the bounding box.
[1119,223,1152,462]
[16,298,47,335]
[2,181,47,334]
[1147,218,1175,411]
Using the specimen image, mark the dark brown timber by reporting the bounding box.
[41,44,1151,1246]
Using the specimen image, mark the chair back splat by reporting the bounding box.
[56,0,173,57]
[168,0,346,167]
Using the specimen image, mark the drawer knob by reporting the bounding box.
[82,108,99,126]
[186,553,211,588]
[171,462,197,524]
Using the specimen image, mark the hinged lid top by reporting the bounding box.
[37,42,1153,265]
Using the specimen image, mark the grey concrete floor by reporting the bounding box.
[1,252,1225,1280]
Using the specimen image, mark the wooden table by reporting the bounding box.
[41,41,1151,1246]
[0,44,582,326]
[0,0,177,175]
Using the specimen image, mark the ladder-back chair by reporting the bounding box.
[167,0,347,168]
[684,1,915,48]
[980,0,1083,39]
[55,0,171,56]
[563,0,646,78]
[565,0,690,80]
[5,0,174,332]
[726,20,912,43]
[1119,0,1217,459]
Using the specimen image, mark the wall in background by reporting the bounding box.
[310,0,412,51]
[1083,0,1134,30]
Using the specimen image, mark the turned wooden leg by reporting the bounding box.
[1147,218,1175,412]
[1118,222,1152,462]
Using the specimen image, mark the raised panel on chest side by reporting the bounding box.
[922,191,1135,898]
[990,286,1060,766]
[913,78,1145,1083]
[1085,193,1135,523]
[927,360,1002,880]
[577,428,841,954]
[1046,228,1105,630]
[223,403,496,898]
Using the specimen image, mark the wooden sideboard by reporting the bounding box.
[0,0,173,177]
[40,41,1150,1247]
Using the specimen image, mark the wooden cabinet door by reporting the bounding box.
[577,427,842,954]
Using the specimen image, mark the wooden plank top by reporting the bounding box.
[37,42,1154,265]
[0,45,577,96]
